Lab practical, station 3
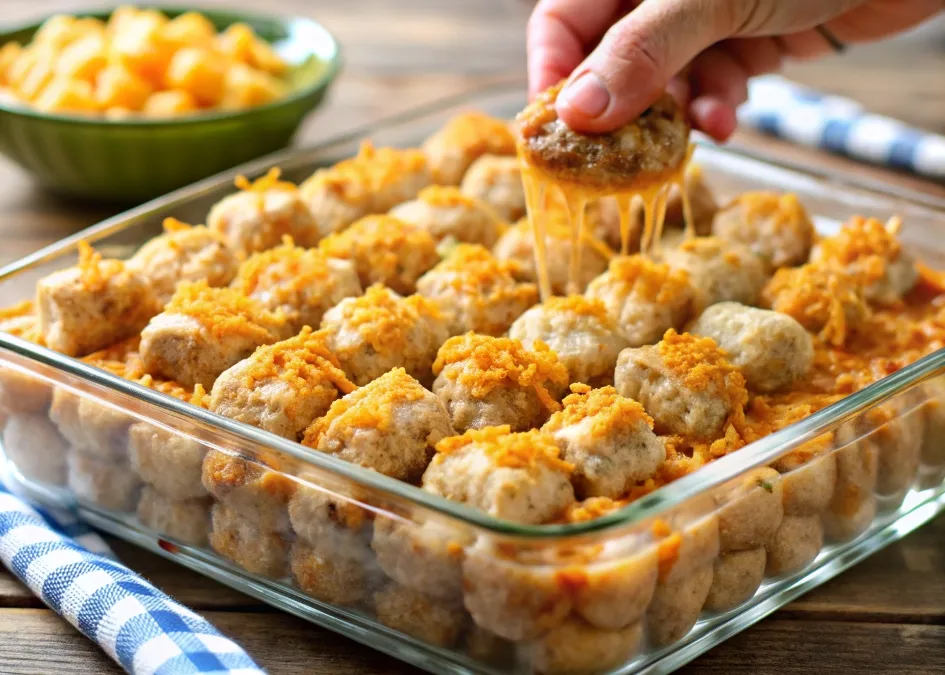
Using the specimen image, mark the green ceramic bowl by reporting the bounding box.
[0,6,341,203]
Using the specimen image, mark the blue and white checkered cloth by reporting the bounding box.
[738,75,945,180]
[0,479,264,675]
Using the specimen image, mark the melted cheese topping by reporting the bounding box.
[432,333,568,412]
[240,326,354,395]
[234,167,297,193]
[606,254,691,303]
[540,295,611,322]
[233,236,336,302]
[659,329,748,403]
[163,279,283,340]
[328,284,442,355]
[302,367,424,445]
[544,383,653,437]
[77,240,127,293]
[434,424,573,473]
[416,185,480,210]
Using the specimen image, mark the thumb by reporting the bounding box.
[556,0,750,133]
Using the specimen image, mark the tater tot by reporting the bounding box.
[460,154,526,222]
[646,564,714,647]
[423,427,575,525]
[423,111,517,185]
[128,422,207,500]
[128,219,239,306]
[714,468,784,553]
[302,368,454,483]
[526,616,644,675]
[868,403,924,500]
[417,244,538,337]
[37,243,158,357]
[0,307,52,415]
[823,432,879,542]
[688,302,814,393]
[208,170,321,256]
[210,328,352,441]
[164,47,227,106]
[137,486,211,547]
[374,583,468,647]
[201,449,297,533]
[571,541,659,630]
[713,192,815,271]
[67,449,141,512]
[585,255,694,348]
[290,540,375,606]
[431,335,569,433]
[920,378,945,471]
[542,385,665,500]
[288,472,373,549]
[318,215,440,296]
[209,502,289,578]
[509,296,629,386]
[389,186,504,248]
[765,514,823,576]
[773,447,837,517]
[141,89,198,117]
[2,412,69,485]
[703,547,766,612]
[614,331,747,439]
[140,281,285,390]
[660,236,767,314]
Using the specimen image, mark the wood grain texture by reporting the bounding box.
[1,0,945,673]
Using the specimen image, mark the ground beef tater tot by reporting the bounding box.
[646,564,714,647]
[417,244,538,337]
[230,240,361,334]
[660,236,767,314]
[920,378,945,470]
[372,515,471,603]
[302,368,454,484]
[289,470,374,549]
[318,215,439,295]
[460,154,526,222]
[207,170,321,256]
[615,330,748,439]
[773,445,837,517]
[465,625,516,666]
[714,468,784,553]
[823,431,879,542]
[374,583,468,647]
[585,255,693,347]
[761,262,870,347]
[290,540,375,606]
[462,543,572,641]
[37,242,158,357]
[492,216,612,296]
[712,192,815,271]
[301,143,433,236]
[423,111,517,186]
[571,541,660,630]
[526,616,644,675]
[812,215,918,305]
[140,281,285,390]
[688,302,814,393]
[517,83,689,191]
[389,186,504,248]
[201,449,297,533]
[209,502,289,578]
[2,412,69,485]
[210,328,353,441]
[431,334,569,432]
[67,449,141,512]
[0,305,52,414]
[423,426,575,524]
[128,423,207,500]
[666,163,718,235]
[508,296,629,386]
[137,487,211,547]
[765,514,824,576]
[127,218,239,306]
[542,385,664,499]
[49,389,87,449]
[319,287,449,387]
[703,547,766,612]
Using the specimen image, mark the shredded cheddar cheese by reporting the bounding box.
[606,254,691,303]
[312,142,428,204]
[435,425,574,473]
[432,333,568,412]
[234,167,297,193]
[77,240,127,293]
[163,279,283,341]
[736,192,807,230]
[327,285,442,356]
[302,367,425,447]
[544,384,653,440]
[430,111,516,158]
[162,217,194,233]
[540,295,612,323]
[233,237,336,304]
[240,327,354,399]
[417,185,480,210]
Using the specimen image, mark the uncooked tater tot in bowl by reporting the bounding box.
[417,244,538,337]
[389,186,504,248]
[431,334,569,432]
[509,295,629,386]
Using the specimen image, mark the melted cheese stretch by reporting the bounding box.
[519,144,695,301]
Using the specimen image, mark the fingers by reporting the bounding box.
[689,96,739,142]
[526,0,623,99]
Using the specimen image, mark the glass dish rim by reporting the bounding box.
[0,4,343,127]
[2,79,944,540]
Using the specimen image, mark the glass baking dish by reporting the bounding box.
[1,81,944,675]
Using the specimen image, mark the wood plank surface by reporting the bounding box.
[1,0,945,673]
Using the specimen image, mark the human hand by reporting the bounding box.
[527,0,943,140]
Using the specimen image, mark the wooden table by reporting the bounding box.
[2,1,945,673]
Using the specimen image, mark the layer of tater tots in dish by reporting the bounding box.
[3,95,945,673]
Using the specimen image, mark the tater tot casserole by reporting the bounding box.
[2,88,945,675]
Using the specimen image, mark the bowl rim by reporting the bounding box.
[0,3,343,128]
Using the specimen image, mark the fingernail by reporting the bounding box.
[561,71,611,119]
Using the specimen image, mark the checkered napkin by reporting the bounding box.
[0,480,264,675]
[738,75,945,180]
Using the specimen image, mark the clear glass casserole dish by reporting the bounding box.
[1,82,944,675]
